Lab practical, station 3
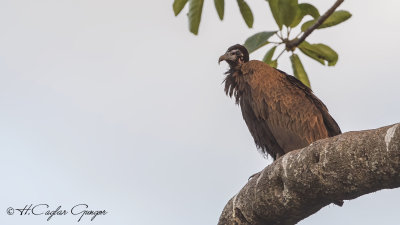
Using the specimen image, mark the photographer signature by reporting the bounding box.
[7,204,108,222]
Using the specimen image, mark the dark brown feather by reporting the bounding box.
[224,60,341,160]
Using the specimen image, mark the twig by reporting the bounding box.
[275,48,285,60]
[269,41,283,44]
[286,0,344,50]
[294,31,303,39]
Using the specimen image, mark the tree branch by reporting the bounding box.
[218,123,400,225]
[286,0,344,50]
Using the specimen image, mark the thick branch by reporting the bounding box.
[286,0,344,50]
[218,123,400,225]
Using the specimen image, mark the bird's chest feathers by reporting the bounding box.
[225,67,287,115]
[240,71,290,120]
[233,71,250,94]
[224,68,251,103]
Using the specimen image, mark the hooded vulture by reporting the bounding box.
[218,44,341,161]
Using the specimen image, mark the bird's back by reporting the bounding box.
[237,60,341,158]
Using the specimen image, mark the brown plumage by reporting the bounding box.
[219,44,341,160]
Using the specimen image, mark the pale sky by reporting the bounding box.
[0,0,399,224]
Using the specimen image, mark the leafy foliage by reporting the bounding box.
[301,10,351,31]
[290,3,320,27]
[237,0,254,28]
[173,0,189,16]
[244,31,276,53]
[298,41,338,66]
[188,0,204,35]
[268,0,298,29]
[262,46,277,65]
[263,46,278,68]
[290,54,311,88]
[172,0,351,88]
[214,0,224,20]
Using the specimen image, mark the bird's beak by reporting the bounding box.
[218,53,228,64]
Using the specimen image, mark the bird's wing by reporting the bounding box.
[239,93,285,159]
[279,69,342,137]
[241,61,339,153]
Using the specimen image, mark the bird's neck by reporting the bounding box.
[224,65,245,104]
[228,60,244,68]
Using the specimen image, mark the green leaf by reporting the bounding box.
[301,19,314,32]
[262,46,277,64]
[318,10,352,29]
[269,60,278,68]
[301,10,351,31]
[268,0,282,29]
[298,42,324,65]
[290,54,311,88]
[237,0,254,28]
[290,9,303,28]
[173,0,189,16]
[291,3,319,27]
[298,41,338,66]
[214,0,224,20]
[188,0,204,35]
[243,31,276,53]
[313,44,338,66]
[299,3,320,19]
[269,0,298,29]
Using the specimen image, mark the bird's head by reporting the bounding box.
[218,44,249,67]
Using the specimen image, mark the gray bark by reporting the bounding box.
[218,123,400,225]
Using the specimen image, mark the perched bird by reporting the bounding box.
[218,44,341,161]
[219,44,343,206]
